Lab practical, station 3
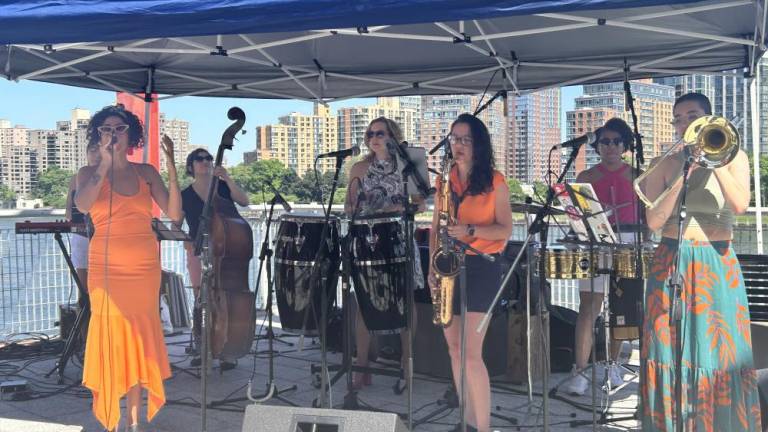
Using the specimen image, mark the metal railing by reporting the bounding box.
[1,211,764,339]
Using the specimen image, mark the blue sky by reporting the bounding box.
[0,79,581,163]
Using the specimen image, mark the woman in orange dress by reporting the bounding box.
[75,105,182,432]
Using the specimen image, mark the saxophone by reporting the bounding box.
[430,150,460,327]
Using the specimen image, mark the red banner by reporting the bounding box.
[116,93,160,216]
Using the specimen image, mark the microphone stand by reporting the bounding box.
[193,187,215,432]
[390,141,433,430]
[480,142,584,432]
[244,193,297,405]
[302,153,347,408]
[670,154,694,432]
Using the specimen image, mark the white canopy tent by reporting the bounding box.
[1,0,766,250]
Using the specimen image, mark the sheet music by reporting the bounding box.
[554,183,618,244]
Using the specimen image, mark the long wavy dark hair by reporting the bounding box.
[451,113,495,195]
[86,104,145,149]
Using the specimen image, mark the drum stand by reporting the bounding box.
[322,226,403,409]
[546,214,636,430]
[245,194,298,405]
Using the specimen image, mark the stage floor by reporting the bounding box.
[0,317,640,431]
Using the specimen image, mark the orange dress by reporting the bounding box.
[82,167,170,430]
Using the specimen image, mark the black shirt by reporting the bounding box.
[181,182,232,241]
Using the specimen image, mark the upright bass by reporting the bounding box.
[197,107,255,360]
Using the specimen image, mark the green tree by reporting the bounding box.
[0,184,16,203]
[507,178,526,203]
[34,167,73,208]
[161,164,193,190]
[229,159,292,199]
[532,181,549,200]
[759,155,768,205]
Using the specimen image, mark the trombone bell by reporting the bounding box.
[633,115,739,209]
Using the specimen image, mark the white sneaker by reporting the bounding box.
[608,363,624,388]
[563,366,589,396]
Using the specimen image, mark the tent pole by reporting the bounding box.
[144,67,154,164]
[751,73,764,254]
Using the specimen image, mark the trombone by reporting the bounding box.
[633,115,739,209]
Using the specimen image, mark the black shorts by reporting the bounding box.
[452,253,502,315]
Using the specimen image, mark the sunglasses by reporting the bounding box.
[97,124,130,135]
[366,130,388,139]
[597,138,624,146]
[193,155,213,162]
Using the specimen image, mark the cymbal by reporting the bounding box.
[510,202,565,215]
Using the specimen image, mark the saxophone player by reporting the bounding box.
[427,113,513,432]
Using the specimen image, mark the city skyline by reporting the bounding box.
[0,79,581,165]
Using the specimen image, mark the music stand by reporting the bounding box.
[152,218,191,242]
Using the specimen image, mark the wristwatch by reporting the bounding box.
[466,224,476,236]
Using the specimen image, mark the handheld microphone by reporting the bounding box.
[266,181,292,212]
[317,146,361,159]
[551,132,596,151]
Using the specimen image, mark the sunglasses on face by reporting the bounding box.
[597,138,624,146]
[97,124,130,135]
[366,130,388,139]
[193,155,213,162]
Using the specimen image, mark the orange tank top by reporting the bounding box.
[441,167,506,255]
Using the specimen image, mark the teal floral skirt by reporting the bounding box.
[640,238,761,431]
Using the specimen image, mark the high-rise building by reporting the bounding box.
[655,75,716,103]
[0,124,39,197]
[507,89,561,184]
[654,69,761,151]
[712,74,751,150]
[337,97,419,151]
[756,58,768,154]
[48,109,90,173]
[160,114,190,171]
[255,103,338,175]
[564,80,675,181]
[420,95,506,174]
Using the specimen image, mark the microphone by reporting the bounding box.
[317,146,360,159]
[266,181,291,212]
[551,132,596,151]
[385,138,404,156]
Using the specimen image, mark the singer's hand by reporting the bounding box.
[161,134,175,164]
[98,133,114,168]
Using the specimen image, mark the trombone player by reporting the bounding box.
[639,93,761,431]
